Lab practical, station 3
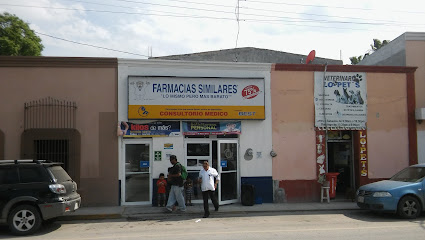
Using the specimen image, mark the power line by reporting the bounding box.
[62,0,424,25]
[35,31,149,57]
[0,4,236,20]
[84,0,234,15]
[114,0,425,15]
[235,0,240,49]
[3,3,423,28]
[245,0,425,14]
[111,0,235,9]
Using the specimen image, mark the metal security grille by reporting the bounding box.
[34,140,69,170]
[24,97,77,130]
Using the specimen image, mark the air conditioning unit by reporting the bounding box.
[415,108,425,120]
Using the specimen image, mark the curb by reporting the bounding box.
[58,214,122,221]
[58,208,361,221]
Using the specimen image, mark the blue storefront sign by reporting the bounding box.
[221,160,228,168]
[140,161,149,168]
[182,121,241,135]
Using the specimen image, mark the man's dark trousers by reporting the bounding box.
[202,190,219,216]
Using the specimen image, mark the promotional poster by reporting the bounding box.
[314,72,367,129]
[121,121,180,137]
[182,121,241,135]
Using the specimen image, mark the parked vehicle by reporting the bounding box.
[0,159,81,235]
[356,163,425,219]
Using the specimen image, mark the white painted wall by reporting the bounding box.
[117,59,273,184]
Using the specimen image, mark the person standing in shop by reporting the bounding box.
[165,155,186,212]
[156,173,167,207]
[198,161,220,218]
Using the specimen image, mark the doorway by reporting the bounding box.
[327,131,355,199]
[122,139,152,205]
[184,138,239,205]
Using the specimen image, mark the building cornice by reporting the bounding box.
[0,56,117,68]
[273,63,417,73]
[119,58,272,71]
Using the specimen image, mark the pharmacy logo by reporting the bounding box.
[138,106,149,117]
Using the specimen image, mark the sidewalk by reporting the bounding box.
[60,200,360,221]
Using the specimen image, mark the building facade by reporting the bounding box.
[0,56,418,206]
[359,32,425,164]
[0,57,119,206]
[117,59,274,206]
[271,64,417,202]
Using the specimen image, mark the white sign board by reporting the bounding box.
[128,76,265,120]
[314,72,367,129]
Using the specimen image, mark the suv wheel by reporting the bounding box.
[7,205,42,235]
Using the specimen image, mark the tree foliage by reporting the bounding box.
[349,55,363,65]
[370,39,390,52]
[0,12,44,56]
[350,38,390,65]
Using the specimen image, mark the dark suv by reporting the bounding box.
[0,159,81,235]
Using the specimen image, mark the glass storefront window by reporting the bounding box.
[125,144,149,173]
[125,143,150,202]
[221,143,237,171]
[187,143,210,156]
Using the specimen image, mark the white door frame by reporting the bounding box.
[121,138,152,206]
[217,139,239,205]
[184,139,212,204]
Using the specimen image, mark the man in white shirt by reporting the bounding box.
[198,161,220,218]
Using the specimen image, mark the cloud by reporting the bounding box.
[1,0,424,63]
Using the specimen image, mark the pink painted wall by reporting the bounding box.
[0,57,119,206]
[406,40,425,109]
[271,68,410,181]
[366,73,409,178]
[271,71,316,180]
[0,67,116,178]
[406,40,425,164]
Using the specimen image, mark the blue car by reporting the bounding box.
[356,163,425,219]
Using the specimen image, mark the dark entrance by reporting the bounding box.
[327,131,355,199]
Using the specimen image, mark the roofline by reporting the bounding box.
[404,32,425,41]
[0,56,118,68]
[273,63,417,73]
[150,47,342,63]
[119,58,272,71]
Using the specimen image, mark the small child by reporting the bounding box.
[184,177,193,206]
[156,173,167,207]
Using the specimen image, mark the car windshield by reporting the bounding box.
[48,165,72,183]
[390,166,425,182]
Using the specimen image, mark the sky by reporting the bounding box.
[1,0,424,64]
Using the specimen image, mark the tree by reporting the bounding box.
[349,55,363,65]
[350,38,390,65]
[0,12,44,56]
[370,39,390,52]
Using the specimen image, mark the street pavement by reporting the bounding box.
[60,200,360,221]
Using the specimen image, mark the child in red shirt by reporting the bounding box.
[156,173,167,207]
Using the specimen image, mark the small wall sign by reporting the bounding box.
[154,151,162,161]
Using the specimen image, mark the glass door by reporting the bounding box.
[217,140,239,204]
[122,140,151,205]
[185,140,212,203]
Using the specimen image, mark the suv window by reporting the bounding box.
[48,165,72,182]
[0,167,19,184]
[19,166,49,183]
